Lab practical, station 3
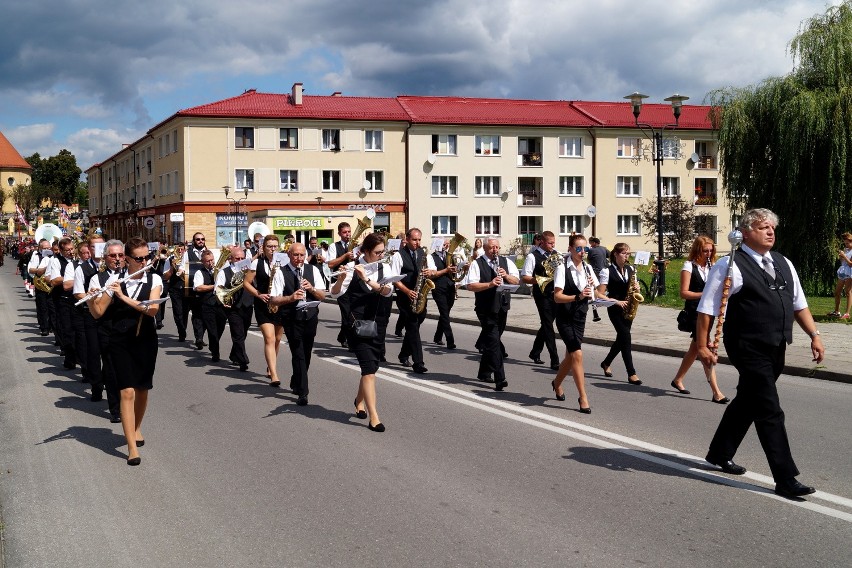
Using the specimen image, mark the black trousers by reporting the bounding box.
[396,294,425,365]
[73,307,101,386]
[476,309,508,381]
[283,315,319,396]
[375,296,394,359]
[602,306,636,376]
[169,288,189,339]
[34,289,49,333]
[431,287,455,345]
[48,294,60,345]
[200,302,226,359]
[155,281,169,326]
[337,302,351,345]
[226,304,253,366]
[190,296,205,342]
[707,339,799,480]
[530,294,559,365]
[57,297,77,367]
[96,326,121,418]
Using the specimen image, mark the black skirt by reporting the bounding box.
[555,303,587,353]
[254,298,283,326]
[111,320,158,390]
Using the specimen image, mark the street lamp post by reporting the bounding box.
[223,185,249,245]
[624,91,689,297]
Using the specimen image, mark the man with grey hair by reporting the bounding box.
[465,237,520,391]
[696,208,824,499]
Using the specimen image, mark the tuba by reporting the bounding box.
[347,209,376,253]
[535,250,564,292]
[623,261,644,321]
[215,268,246,307]
[446,232,469,283]
[412,247,435,314]
[212,247,232,283]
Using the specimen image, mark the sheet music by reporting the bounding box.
[496,284,520,292]
[378,274,404,285]
[296,300,321,310]
[633,251,651,265]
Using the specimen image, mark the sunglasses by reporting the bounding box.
[129,255,148,263]
[575,246,590,253]
[195,238,205,242]
[106,253,125,259]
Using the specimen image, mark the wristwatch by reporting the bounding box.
[808,330,821,338]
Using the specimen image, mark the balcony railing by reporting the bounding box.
[695,195,717,206]
[518,192,542,206]
[696,155,716,169]
[517,153,542,167]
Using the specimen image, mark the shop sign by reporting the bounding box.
[216,212,248,226]
[170,213,184,222]
[272,217,327,229]
[347,204,387,211]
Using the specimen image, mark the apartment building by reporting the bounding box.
[87,85,728,254]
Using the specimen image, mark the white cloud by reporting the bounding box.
[67,128,145,169]
[5,124,56,156]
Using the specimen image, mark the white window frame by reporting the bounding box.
[662,137,680,159]
[475,215,501,236]
[617,137,640,158]
[279,128,299,150]
[617,176,641,197]
[616,215,641,235]
[432,216,458,236]
[322,129,341,151]
[474,135,500,156]
[365,170,383,192]
[474,176,501,197]
[235,169,254,191]
[660,177,679,197]
[558,136,583,157]
[172,129,178,153]
[235,127,254,149]
[432,134,457,156]
[518,216,542,235]
[364,130,383,151]
[559,215,583,235]
[279,170,298,192]
[431,176,458,197]
[558,176,583,196]
[322,170,341,192]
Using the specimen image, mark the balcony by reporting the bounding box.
[696,155,716,169]
[517,152,542,167]
[695,194,717,206]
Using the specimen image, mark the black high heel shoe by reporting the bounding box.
[600,362,613,377]
[354,399,368,419]
[551,379,566,401]
[368,422,385,432]
[578,398,591,414]
[127,457,141,466]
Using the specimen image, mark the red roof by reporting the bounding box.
[571,101,714,130]
[398,96,599,127]
[0,131,31,169]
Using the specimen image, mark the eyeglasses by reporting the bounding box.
[372,249,385,255]
[129,255,147,263]
[575,246,591,253]
[194,238,205,242]
[106,253,125,258]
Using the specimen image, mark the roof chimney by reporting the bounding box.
[331,91,342,97]
[291,82,303,106]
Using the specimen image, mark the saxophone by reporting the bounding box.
[412,247,435,314]
[267,260,280,313]
[623,261,644,321]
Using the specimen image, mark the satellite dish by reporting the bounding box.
[426,154,437,165]
[690,152,700,164]
[586,205,597,218]
[363,180,371,191]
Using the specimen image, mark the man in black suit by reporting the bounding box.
[193,249,226,362]
[216,246,253,372]
[465,237,520,391]
[697,208,824,499]
[186,232,208,349]
[430,239,458,349]
[326,222,355,347]
[521,230,560,369]
[390,228,434,374]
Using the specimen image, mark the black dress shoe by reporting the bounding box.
[671,380,690,394]
[269,380,281,387]
[156,323,164,330]
[529,353,545,365]
[110,415,121,423]
[478,373,494,383]
[774,477,816,498]
[40,330,49,336]
[434,339,444,346]
[127,457,141,466]
[177,336,186,342]
[446,344,457,350]
[194,341,204,350]
[711,396,730,404]
[296,396,308,406]
[551,379,566,401]
[494,380,508,391]
[368,422,386,432]
[600,362,613,377]
[627,376,643,386]
[578,398,591,414]
[135,440,145,447]
[550,363,560,371]
[354,400,368,420]
[90,388,103,402]
[706,457,747,475]
[398,356,412,367]
[239,363,248,372]
[412,364,428,374]
[211,356,220,363]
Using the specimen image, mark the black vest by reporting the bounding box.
[684,262,708,313]
[531,249,554,299]
[186,248,205,295]
[725,251,795,346]
[253,258,273,298]
[334,241,347,258]
[52,256,73,299]
[77,261,100,311]
[474,256,511,313]
[339,263,384,322]
[605,264,634,301]
[198,269,216,306]
[557,258,589,319]
[431,251,454,292]
[278,264,319,320]
[398,247,422,290]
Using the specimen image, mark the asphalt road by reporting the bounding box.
[1,266,850,568]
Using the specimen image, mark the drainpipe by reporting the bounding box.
[586,127,597,237]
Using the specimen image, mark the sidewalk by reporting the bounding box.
[426,289,851,384]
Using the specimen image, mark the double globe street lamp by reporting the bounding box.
[223,184,249,245]
[623,91,689,297]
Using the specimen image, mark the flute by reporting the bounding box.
[711,230,743,359]
[74,262,154,306]
[327,259,388,279]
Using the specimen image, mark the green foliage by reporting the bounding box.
[635,196,695,258]
[75,182,88,208]
[25,149,82,206]
[709,1,852,295]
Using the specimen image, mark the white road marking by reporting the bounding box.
[323,354,852,523]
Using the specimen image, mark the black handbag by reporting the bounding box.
[352,318,378,338]
[677,310,690,332]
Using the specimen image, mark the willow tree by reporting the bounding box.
[708,1,852,295]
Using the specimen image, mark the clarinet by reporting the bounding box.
[581,260,601,322]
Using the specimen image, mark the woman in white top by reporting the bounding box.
[671,236,728,403]
[829,231,852,318]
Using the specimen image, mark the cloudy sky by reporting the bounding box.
[0,0,841,170]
